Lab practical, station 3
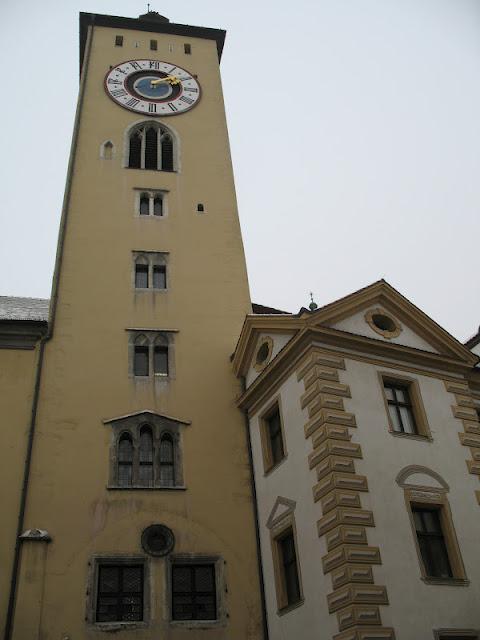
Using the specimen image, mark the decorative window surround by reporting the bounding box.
[167,555,226,628]
[125,120,179,172]
[133,251,169,291]
[379,372,432,440]
[134,188,168,218]
[267,498,304,614]
[396,466,468,586]
[434,630,479,640]
[86,555,149,631]
[127,329,178,381]
[365,308,402,339]
[103,410,190,489]
[254,336,273,372]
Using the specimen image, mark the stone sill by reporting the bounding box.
[277,598,305,616]
[422,577,470,587]
[264,455,288,478]
[389,430,432,443]
[91,621,147,632]
[107,485,187,491]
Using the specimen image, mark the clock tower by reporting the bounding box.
[5,11,263,639]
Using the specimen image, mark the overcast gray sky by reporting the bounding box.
[1,0,479,341]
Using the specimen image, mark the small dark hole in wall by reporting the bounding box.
[256,342,270,365]
[184,43,191,54]
[197,203,205,213]
[150,39,157,50]
[115,35,123,46]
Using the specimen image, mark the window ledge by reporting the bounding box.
[421,577,470,587]
[169,619,225,629]
[389,430,432,443]
[125,167,176,173]
[134,288,168,292]
[264,455,288,477]
[107,485,187,491]
[92,621,147,632]
[277,599,305,616]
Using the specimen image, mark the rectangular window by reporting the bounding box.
[260,402,286,473]
[184,43,191,54]
[135,264,149,289]
[412,507,452,579]
[150,39,157,50]
[153,265,166,289]
[154,346,168,375]
[171,564,216,621]
[134,346,149,377]
[279,530,301,606]
[384,382,417,434]
[115,35,123,46]
[96,564,143,622]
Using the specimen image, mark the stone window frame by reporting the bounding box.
[86,555,150,631]
[167,554,227,628]
[396,466,468,586]
[124,119,180,172]
[134,188,169,218]
[106,412,187,490]
[253,335,274,372]
[365,307,402,339]
[132,251,169,292]
[128,329,177,381]
[259,395,288,475]
[434,630,479,640]
[378,371,432,441]
[267,506,304,615]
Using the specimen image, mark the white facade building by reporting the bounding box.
[234,280,480,640]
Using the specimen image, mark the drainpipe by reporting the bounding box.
[242,377,269,640]
[3,23,94,640]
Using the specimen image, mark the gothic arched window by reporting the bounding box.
[139,426,154,487]
[159,433,175,486]
[127,123,176,171]
[118,433,134,487]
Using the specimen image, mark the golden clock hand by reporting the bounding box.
[150,75,181,87]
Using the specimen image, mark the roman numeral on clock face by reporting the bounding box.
[126,98,140,107]
[168,103,178,111]
[184,87,198,93]
[108,79,122,85]
[130,61,142,70]
[111,89,127,97]
[179,96,194,105]
[148,103,157,113]
[149,61,160,69]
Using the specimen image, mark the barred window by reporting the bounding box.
[127,123,175,171]
[96,564,143,623]
[171,564,216,621]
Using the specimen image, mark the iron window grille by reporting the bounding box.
[171,564,216,621]
[96,564,143,623]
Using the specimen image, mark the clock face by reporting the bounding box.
[104,59,201,116]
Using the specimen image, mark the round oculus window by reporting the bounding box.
[365,308,402,339]
[141,524,175,557]
[254,336,273,371]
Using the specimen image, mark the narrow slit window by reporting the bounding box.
[115,35,123,47]
[161,134,173,171]
[279,530,301,607]
[139,195,150,216]
[145,127,158,170]
[159,434,175,486]
[197,203,205,213]
[129,131,142,169]
[153,196,163,216]
[135,264,149,288]
[153,265,166,289]
[150,39,157,50]
[267,406,285,467]
[139,426,154,487]
[118,434,134,487]
[134,346,149,376]
[154,345,168,376]
[184,43,191,54]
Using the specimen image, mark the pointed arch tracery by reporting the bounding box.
[127,121,176,171]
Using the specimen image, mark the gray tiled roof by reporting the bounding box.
[0,296,49,322]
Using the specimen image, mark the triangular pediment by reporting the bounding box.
[266,496,296,530]
[103,409,191,427]
[305,280,476,364]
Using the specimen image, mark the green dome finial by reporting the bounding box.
[309,292,318,311]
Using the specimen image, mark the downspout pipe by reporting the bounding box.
[242,377,269,640]
[3,23,94,640]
